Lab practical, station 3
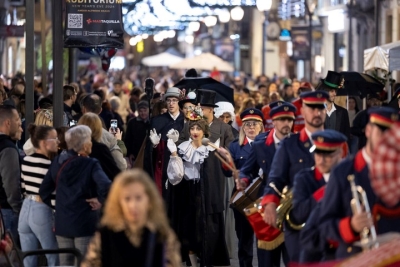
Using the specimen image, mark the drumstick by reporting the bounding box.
[202,138,238,173]
[215,152,237,172]
[201,138,220,150]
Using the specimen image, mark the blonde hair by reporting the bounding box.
[239,121,264,146]
[34,109,53,126]
[238,97,256,114]
[78,112,102,142]
[101,170,177,241]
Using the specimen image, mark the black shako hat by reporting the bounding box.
[195,89,219,108]
[315,71,344,91]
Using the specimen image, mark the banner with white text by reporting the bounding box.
[64,0,124,48]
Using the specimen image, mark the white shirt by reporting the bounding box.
[246,137,254,146]
[169,112,179,121]
[323,173,330,183]
[273,132,281,148]
[305,128,313,142]
[326,103,337,117]
[361,148,372,166]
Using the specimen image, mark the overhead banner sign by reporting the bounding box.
[64,0,124,48]
[291,26,310,60]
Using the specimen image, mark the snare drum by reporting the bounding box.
[244,198,284,251]
[230,177,262,215]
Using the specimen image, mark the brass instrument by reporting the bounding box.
[348,175,378,251]
[267,183,305,230]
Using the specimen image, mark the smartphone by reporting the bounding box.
[110,119,118,133]
[69,120,77,127]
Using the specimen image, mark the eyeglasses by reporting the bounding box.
[46,137,59,142]
[166,99,179,104]
[243,121,259,128]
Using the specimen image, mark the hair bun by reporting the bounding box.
[27,123,37,137]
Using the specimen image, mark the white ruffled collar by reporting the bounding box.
[178,140,211,164]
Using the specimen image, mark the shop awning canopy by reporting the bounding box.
[141,52,184,67]
[169,52,234,72]
[364,41,400,72]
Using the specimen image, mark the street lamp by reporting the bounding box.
[231,6,244,74]
[257,0,272,76]
[305,0,317,82]
[204,16,217,27]
[218,8,230,23]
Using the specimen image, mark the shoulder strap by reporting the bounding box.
[55,156,78,188]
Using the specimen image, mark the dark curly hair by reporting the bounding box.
[188,119,210,138]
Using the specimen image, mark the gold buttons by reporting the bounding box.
[376,215,381,221]
[299,159,303,163]
[347,247,352,253]
[262,160,265,163]
[304,142,310,148]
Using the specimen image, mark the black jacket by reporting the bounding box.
[124,117,149,159]
[324,104,351,140]
[90,140,121,180]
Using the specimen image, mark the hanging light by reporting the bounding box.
[153,34,164,43]
[256,0,272,11]
[185,35,194,44]
[204,16,217,27]
[218,8,230,23]
[129,37,137,46]
[134,35,143,43]
[230,6,244,21]
[141,33,149,39]
[188,21,200,32]
[167,30,176,38]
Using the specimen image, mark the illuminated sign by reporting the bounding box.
[279,29,291,41]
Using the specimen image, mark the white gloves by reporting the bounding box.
[149,128,161,146]
[166,129,179,143]
[167,139,177,153]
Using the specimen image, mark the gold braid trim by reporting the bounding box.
[257,232,285,251]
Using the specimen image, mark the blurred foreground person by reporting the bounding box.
[40,125,111,265]
[81,169,181,267]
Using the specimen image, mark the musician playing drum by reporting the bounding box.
[248,90,329,262]
[234,102,295,266]
[225,108,264,267]
[291,129,347,262]
[319,107,400,259]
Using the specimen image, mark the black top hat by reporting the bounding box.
[196,89,219,108]
[315,71,344,91]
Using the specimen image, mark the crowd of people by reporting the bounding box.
[0,66,399,267]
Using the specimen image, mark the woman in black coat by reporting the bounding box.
[78,112,121,180]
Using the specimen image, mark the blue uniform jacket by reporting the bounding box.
[262,128,315,206]
[319,150,400,259]
[239,130,277,193]
[292,167,326,225]
[229,138,257,175]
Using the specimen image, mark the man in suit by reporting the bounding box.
[319,107,400,259]
[239,102,296,266]
[144,87,185,198]
[252,91,329,262]
[315,71,350,141]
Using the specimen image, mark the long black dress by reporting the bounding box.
[168,141,230,266]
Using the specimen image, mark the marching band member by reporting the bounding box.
[319,107,400,259]
[261,100,284,132]
[238,102,296,266]
[291,82,314,133]
[291,130,347,262]
[255,90,329,262]
[227,108,264,267]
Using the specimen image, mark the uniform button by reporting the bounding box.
[262,160,265,163]
[376,215,381,221]
[329,244,334,249]
[240,156,243,159]
[347,247,352,253]
[299,159,303,163]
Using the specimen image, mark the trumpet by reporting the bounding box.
[348,175,378,251]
